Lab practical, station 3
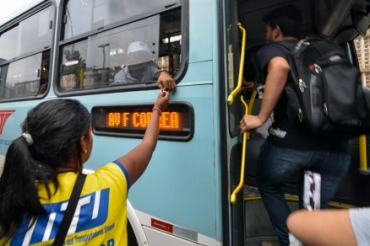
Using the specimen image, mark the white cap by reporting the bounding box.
[126,41,152,64]
[127,41,151,55]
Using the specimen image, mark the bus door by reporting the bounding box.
[220,0,248,245]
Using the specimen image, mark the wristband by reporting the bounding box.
[152,107,162,115]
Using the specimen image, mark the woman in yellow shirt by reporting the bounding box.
[0,91,170,245]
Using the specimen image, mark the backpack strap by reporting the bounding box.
[52,173,87,246]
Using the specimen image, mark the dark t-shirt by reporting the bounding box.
[256,41,348,152]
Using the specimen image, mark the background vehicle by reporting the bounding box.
[0,0,369,245]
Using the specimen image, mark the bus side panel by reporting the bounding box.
[84,83,218,242]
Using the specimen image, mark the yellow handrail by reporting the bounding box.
[227,23,247,106]
[230,90,257,204]
[227,22,256,203]
[231,95,249,203]
[244,195,357,209]
[359,135,369,174]
[246,89,256,115]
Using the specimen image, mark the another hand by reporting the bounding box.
[243,80,255,90]
[37,83,48,95]
[157,71,176,92]
[239,115,264,134]
[154,90,170,112]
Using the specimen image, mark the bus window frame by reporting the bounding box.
[0,2,55,102]
[53,0,189,97]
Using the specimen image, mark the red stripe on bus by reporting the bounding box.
[0,110,15,134]
[151,218,173,233]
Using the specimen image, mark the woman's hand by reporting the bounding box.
[154,90,170,112]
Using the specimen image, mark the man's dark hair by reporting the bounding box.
[262,4,303,38]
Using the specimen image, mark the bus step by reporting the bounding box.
[244,186,299,246]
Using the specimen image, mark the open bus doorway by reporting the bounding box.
[230,0,370,245]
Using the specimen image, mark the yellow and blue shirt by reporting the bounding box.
[3,160,129,246]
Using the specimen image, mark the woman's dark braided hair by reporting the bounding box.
[0,99,91,239]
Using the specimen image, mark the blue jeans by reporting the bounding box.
[256,141,350,246]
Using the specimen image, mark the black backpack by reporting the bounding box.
[280,36,370,139]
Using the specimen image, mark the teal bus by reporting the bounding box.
[0,0,369,245]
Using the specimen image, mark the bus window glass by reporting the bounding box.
[19,6,53,55]
[60,0,182,93]
[157,9,182,75]
[4,54,41,99]
[3,51,50,99]
[0,4,53,101]
[0,6,53,61]
[60,41,88,91]
[64,0,179,39]
[354,29,370,88]
[60,15,161,90]
[0,65,7,98]
[0,27,18,60]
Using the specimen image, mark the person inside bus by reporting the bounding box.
[0,91,170,245]
[36,78,48,95]
[242,44,273,139]
[239,4,351,246]
[113,40,176,92]
[287,208,370,246]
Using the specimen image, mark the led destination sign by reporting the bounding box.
[91,103,193,141]
[107,110,179,129]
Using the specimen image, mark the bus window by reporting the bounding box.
[0,66,7,99]
[3,51,50,99]
[354,29,370,88]
[59,0,182,92]
[0,5,53,100]
[64,0,180,39]
[60,16,159,90]
[0,27,17,61]
[0,7,52,60]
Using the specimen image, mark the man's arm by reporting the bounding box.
[113,69,127,84]
[240,56,289,133]
[258,56,289,122]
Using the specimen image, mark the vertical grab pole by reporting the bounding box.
[230,91,257,204]
[227,23,247,106]
[231,95,249,203]
[226,22,258,203]
[359,135,370,175]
